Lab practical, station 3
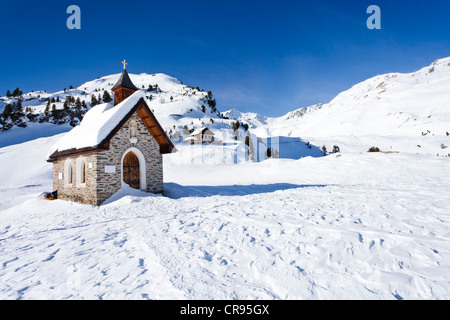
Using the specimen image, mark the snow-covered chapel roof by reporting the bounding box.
[47,90,174,161]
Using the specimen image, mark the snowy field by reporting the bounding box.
[0,134,449,300]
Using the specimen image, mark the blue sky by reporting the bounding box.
[1,0,449,117]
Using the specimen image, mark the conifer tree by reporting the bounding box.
[2,104,13,116]
[16,99,23,112]
[65,96,75,106]
[183,125,190,136]
[207,99,217,112]
[91,94,98,106]
[102,90,112,103]
[12,88,22,97]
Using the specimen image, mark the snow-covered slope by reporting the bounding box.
[80,72,221,121]
[250,58,450,155]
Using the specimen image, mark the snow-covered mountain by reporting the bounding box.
[232,58,450,156]
[1,57,450,157]
[221,108,268,128]
[265,57,450,137]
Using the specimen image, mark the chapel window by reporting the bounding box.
[130,120,138,138]
[65,160,73,185]
[77,158,86,185]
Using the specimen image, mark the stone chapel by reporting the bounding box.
[47,62,175,205]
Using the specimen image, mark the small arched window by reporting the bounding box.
[80,162,86,184]
[76,158,87,186]
[64,160,73,185]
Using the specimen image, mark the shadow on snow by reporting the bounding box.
[163,182,327,199]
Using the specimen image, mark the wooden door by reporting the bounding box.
[123,152,140,189]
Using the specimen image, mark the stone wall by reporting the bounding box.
[95,112,163,205]
[52,153,98,205]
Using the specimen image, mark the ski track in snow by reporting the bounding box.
[0,149,449,299]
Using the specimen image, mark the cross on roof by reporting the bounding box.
[121,60,128,70]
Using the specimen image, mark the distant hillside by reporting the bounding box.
[0,73,222,134]
[250,57,450,156]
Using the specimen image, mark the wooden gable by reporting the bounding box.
[135,99,175,154]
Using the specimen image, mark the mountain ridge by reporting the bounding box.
[1,57,449,156]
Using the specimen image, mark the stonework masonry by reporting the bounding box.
[52,153,98,205]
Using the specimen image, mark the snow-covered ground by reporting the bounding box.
[1,134,449,300]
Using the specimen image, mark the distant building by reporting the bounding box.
[183,127,219,145]
[47,62,175,206]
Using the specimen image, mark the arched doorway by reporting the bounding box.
[123,151,140,189]
[121,147,147,191]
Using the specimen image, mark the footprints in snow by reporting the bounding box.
[42,248,60,262]
[0,225,11,237]
[138,258,148,276]
[103,231,127,248]
[2,256,18,268]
